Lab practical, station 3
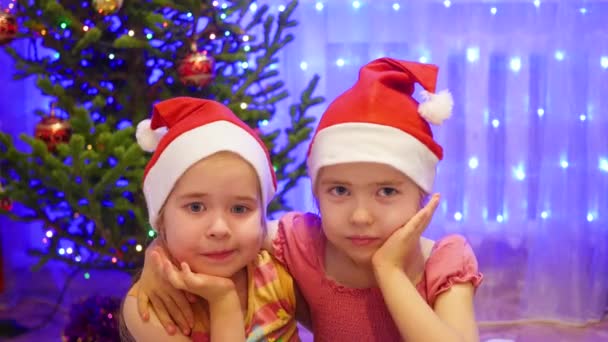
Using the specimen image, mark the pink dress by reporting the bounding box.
[272,212,483,341]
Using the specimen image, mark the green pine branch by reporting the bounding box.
[1,0,323,272]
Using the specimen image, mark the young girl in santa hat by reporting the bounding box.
[136,59,483,341]
[120,97,299,341]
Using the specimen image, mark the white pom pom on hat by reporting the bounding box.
[418,89,454,126]
[136,119,167,152]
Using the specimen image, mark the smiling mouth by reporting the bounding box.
[201,250,236,260]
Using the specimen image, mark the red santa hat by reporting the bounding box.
[136,97,277,230]
[307,58,453,194]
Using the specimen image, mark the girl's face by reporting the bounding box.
[159,152,264,278]
[315,162,422,265]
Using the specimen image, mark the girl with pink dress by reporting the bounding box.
[136,58,483,341]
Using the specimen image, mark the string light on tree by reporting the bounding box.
[0,0,323,286]
[93,0,123,15]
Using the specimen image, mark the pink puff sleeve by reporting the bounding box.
[425,234,483,306]
[271,212,324,272]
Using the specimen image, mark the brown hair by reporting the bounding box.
[154,151,268,254]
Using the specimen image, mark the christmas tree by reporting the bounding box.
[0,0,322,273]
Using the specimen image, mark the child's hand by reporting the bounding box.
[372,193,440,272]
[137,243,195,336]
[163,260,237,305]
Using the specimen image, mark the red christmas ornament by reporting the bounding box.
[0,12,18,46]
[178,43,215,87]
[0,197,12,211]
[34,103,72,152]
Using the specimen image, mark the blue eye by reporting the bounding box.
[378,187,398,197]
[329,186,349,196]
[188,202,205,212]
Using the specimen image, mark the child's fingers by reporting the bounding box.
[136,291,150,321]
[163,294,192,335]
[181,262,192,274]
[404,204,429,232]
[150,250,163,272]
[181,262,206,289]
[165,260,187,290]
[417,194,440,234]
[174,290,195,329]
[149,294,178,336]
[185,292,198,303]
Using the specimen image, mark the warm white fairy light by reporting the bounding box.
[468,157,479,169]
[510,57,521,72]
[467,47,480,63]
[537,108,545,117]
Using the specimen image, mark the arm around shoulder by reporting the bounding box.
[122,296,191,342]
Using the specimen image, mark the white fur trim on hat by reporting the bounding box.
[307,123,439,193]
[143,120,275,230]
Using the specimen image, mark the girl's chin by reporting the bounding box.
[188,261,244,278]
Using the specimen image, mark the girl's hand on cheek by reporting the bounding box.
[164,260,237,305]
[372,194,440,272]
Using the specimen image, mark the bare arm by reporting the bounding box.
[136,242,195,335]
[123,295,192,342]
[208,293,246,342]
[374,266,478,342]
